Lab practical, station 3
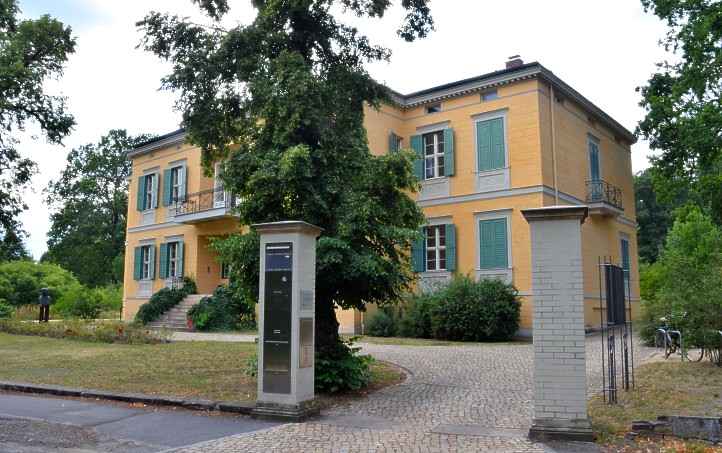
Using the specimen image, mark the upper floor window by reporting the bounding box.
[424,131,445,179]
[137,173,158,211]
[170,166,184,202]
[425,225,447,271]
[476,116,506,172]
[426,103,441,114]
[588,137,601,181]
[620,236,631,287]
[481,89,499,101]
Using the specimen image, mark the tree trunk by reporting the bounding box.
[315,297,341,359]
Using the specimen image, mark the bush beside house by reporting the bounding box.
[366,275,521,342]
[187,284,255,332]
[134,277,197,325]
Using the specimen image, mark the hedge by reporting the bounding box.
[134,277,197,325]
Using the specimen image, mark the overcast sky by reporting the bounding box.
[18,0,668,260]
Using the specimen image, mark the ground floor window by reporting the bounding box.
[134,244,155,280]
[159,241,183,279]
[221,262,230,279]
[168,242,180,278]
[425,225,447,271]
[479,218,508,269]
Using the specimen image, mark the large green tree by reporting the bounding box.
[44,130,153,286]
[637,0,722,224]
[138,0,433,358]
[0,0,75,253]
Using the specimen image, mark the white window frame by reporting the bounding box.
[170,166,184,203]
[167,242,179,278]
[141,245,152,280]
[423,130,445,180]
[425,224,447,272]
[213,162,227,208]
[143,173,156,211]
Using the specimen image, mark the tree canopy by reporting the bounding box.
[0,0,75,254]
[138,0,433,357]
[43,130,153,286]
[637,0,722,224]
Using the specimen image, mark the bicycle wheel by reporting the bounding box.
[710,347,720,366]
[695,348,705,362]
[665,339,675,359]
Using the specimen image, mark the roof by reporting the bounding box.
[127,62,635,157]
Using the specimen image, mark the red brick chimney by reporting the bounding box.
[506,55,523,69]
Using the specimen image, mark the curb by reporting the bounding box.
[0,381,254,415]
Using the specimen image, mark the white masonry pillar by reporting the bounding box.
[522,205,594,442]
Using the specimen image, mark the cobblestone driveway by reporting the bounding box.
[172,335,653,453]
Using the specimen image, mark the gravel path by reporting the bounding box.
[171,333,655,453]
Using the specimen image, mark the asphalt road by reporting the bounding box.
[0,393,281,452]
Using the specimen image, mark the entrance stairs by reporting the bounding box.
[147,294,209,331]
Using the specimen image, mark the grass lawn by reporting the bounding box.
[590,360,722,450]
[0,333,404,403]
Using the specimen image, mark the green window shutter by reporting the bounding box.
[411,228,426,272]
[136,176,146,211]
[444,128,455,176]
[445,223,456,271]
[159,243,168,279]
[477,118,505,171]
[162,169,172,206]
[589,140,600,181]
[388,132,399,153]
[133,247,142,280]
[178,241,184,276]
[479,218,508,269]
[148,245,156,279]
[410,134,424,181]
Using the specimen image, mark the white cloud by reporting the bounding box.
[18,0,669,259]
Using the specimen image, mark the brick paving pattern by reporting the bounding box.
[171,334,653,452]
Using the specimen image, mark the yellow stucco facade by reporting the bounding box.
[122,62,639,335]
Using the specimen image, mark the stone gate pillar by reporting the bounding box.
[521,205,593,442]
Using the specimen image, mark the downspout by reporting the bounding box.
[550,83,559,204]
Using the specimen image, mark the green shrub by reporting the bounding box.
[0,319,169,344]
[429,275,520,341]
[243,353,258,377]
[135,277,197,325]
[0,261,82,307]
[315,338,373,393]
[397,292,436,338]
[187,283,255,332]
[366,308,396,337]
[0,301,13,319]
[53,285,122,320]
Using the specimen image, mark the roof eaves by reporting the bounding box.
[126,128,187,159]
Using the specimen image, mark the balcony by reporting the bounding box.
[172,186,239,224]
[586,180,623,217]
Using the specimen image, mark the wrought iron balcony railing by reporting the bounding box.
[586,180,623,210]
[173,186,236,216]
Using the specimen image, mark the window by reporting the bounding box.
[425,225,446,271]
[221,262,230,279]
[170,166,184,202]
[143,174,156,210]
[423,131,445,179]
[588,137,601,181]
[479,218,508,269]
[167,242,180,278]
[426,103,441,114]
[141,245,153,280]
[620,237,631,287]
[481,89,499,101]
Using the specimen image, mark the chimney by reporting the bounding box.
[506,55,523,69]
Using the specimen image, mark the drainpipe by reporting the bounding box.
[550,83,559,204]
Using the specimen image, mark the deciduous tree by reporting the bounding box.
[138,0,433,361]
[0,0,75,252]
[44,130,153,286]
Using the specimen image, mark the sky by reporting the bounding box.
[17,0,669,260]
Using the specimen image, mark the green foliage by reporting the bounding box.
[639,207,722,349]
[0,301,13,319]
[44,130,154,286]
[243,353,258,378]
[634,169,684,263]
[0,0,75,250]
[134,277,197,325]
[0,319,169,344]
[638,0,722,226]
[315,338,374,394]
[638,261,666,344]
[428,275,520,342]
[187,284,255,331]
[397,292,436,338]
[365,308,396,337]
[52,285,120,320]
[138,0,433,368]
[0,260,81,307]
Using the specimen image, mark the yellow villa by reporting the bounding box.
[122,58,639,335]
